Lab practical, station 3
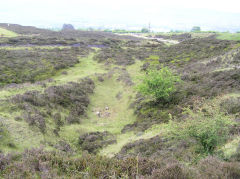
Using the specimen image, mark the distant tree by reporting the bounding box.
[141,28,150,33]
[191,26,201,32]
[62,24,75,31]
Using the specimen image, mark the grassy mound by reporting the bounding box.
[0,27,18,37]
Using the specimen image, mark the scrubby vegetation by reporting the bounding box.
[168,106,233,154]
[0,24,240,178]
[12,78,94,133]
[0,47,91,86]
[78,131,116,154]
[1,148,240,178]
[1,149,146,178]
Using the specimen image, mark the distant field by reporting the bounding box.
[141,32,215,39]
[0,27,18,37]
[217,33,240,41]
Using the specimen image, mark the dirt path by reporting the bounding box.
[117,33,179,45]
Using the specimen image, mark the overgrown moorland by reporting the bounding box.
[0,24,240,178]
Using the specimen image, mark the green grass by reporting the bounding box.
[57,60,158,157]
[0,102,44,152]
[0,27,18,37]
[217,33,240,41]
[0,53,157,156]
[59,73,137,152]
[53,54,106,84]
[221,137,240,159]
[0,53,168,156]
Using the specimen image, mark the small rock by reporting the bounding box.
[61,71,68,75]
[98,76,104,82]
[96,111,101,117]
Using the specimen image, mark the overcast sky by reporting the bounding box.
[1,0,240,31]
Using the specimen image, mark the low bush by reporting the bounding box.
[12,78,95,132]
[94,47,136,66]
[198,156,240,178]
[78,131,116,154]
[168,106,233,154]
[25,112,46,133]
[221,97,240,114]
[151,163,192,179]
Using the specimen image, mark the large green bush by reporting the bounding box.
[137,67,181,102]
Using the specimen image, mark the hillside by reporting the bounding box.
[0,24,240,178]
[0,27,18,37]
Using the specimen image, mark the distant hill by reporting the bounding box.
[0,23,54,35]
[0,23,141,42]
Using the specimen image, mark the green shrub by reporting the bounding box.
[169,107,233,154]
[137,67,181,102]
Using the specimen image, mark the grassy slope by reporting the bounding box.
[0,53,106,152]
[0,50,165,155]
[0,45,170,157]
[59,75,137,153]
[59,59,165,157]
[217,33,240,41]
[1,38,239,160]
[0,27,18,37]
